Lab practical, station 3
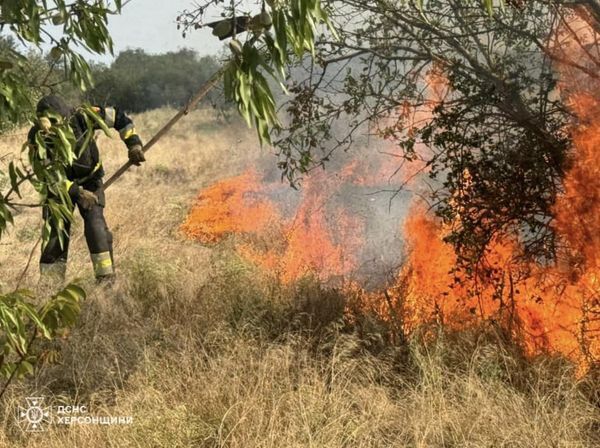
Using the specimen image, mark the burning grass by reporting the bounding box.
[1,245,598,447]
[182,167,366,284]
[0,105,598,446]
[178,23,600,377]
[181,132,600,375]
[181,169,280,244]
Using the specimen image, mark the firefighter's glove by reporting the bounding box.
[77,187,98,210]
[128,145,146,166]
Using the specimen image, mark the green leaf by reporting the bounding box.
[82,105,111,136]
[7,162,21,198]
[17,360,33,377]
[17,302,51,339]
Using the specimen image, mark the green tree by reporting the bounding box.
[0,0,121,393]
[0,36,82,132]
[178,0,337,143]
[194,1,598,262]
[178,0,599,267]
[88,49,223,112]
[275,0,575,265]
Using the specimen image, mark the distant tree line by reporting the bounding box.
[1,36,227,129]
[86,49,227,112]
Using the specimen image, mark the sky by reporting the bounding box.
[95,0,226,62]
[3,0,260,64]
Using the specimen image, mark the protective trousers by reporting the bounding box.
[39,185,114,280]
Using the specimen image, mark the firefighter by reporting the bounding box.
[28,95,145,281]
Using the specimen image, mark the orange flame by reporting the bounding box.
[181,170,280,244]
[182,27,599,373]
[183,168,364,283]
[390,22,600,371]
[397,203,598,371]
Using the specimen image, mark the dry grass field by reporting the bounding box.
[0,108,598,447]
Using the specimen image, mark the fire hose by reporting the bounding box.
[102,65,227,191]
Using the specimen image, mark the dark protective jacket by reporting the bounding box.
[28,95,142,201]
